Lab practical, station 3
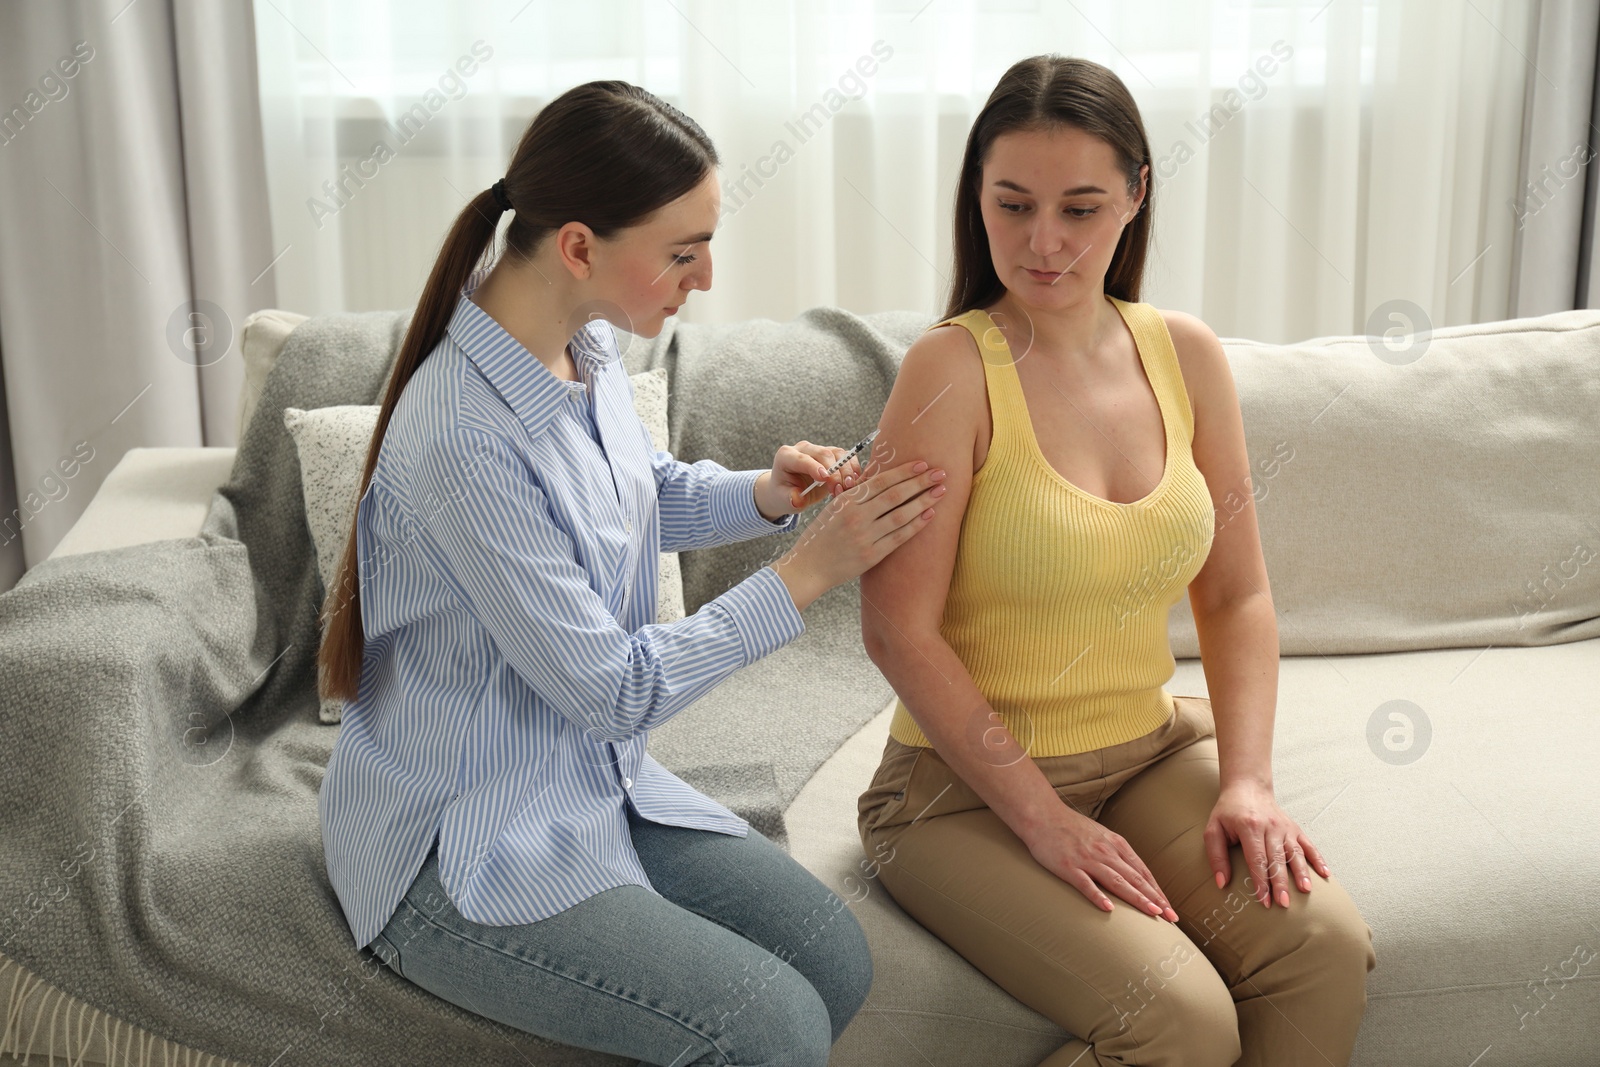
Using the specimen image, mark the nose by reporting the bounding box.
[1028,212,1069,260]
[685,250,712,292]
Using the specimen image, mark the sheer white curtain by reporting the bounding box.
[252,0,1544,343]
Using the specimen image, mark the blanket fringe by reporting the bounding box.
[0,952,246,1067]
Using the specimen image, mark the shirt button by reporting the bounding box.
[625,518,632,532]
[622,777,633,790]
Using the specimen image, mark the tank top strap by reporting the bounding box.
[924,308,1033,451]
[1105,296,1195,445]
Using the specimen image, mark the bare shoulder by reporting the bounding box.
[885,321,988,455]
[1157,307,1235,435]
[859,320,989,639]
[899,319,985,387]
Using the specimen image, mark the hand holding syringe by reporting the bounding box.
[797,429,879,499]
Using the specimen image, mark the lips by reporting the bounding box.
[1025,267,1066,281]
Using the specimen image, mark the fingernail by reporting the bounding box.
[1299,878,1311,891]
[1278,889,1289,907]
[930,469,946,480]
[1215,872,1225,888]
[913,461,928,471]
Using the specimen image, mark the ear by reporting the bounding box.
[1121,164,1149,226]
[554,222,597,280]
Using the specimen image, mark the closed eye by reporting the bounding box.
[673,252,697,265]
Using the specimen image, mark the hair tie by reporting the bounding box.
[490,178,513,212]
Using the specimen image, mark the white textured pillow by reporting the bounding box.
[284,366,685,724]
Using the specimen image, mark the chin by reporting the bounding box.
[626,317,666,340]
[1006,280,1067,305]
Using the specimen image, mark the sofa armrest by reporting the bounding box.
[47,447,237,560]
[44,306,307,561]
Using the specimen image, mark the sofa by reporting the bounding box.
[2,299,1597,1067]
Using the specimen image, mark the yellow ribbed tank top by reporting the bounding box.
[887,297,1216,757]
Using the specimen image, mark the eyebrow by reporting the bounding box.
[992,179,1107,196]
[671,232,715,245]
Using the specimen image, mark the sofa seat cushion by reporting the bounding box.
[787,642,1600,1066]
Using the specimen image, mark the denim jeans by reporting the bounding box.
[367,804,873,1066]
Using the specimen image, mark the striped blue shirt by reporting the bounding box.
[318,268,805,950]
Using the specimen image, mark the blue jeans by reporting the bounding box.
[367,804,873,1066]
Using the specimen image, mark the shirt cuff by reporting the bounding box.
[712,564,807,665]
[710,468,802,541]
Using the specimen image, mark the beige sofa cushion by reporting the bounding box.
[1165,308,1600,658]
[791,637,1600,1065]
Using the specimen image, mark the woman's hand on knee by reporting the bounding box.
[1024,807,1180,923]
[1205,781,1331,909]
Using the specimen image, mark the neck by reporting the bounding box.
[466,252,588,374]
[989,282,1117,368]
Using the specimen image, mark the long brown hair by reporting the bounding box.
[318,80,719,704]
[946,54,1152,318]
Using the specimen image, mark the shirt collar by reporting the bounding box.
[444,264,619,440]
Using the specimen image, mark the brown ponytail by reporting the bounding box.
[946,54,1152,319]
[317,80,719,704]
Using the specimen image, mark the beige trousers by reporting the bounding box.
[857,695,1377,1067]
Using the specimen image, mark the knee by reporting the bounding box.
[793,901,874,1043]
[1300,904,1379,993]
[831,904,876,1026]
[1109,970,1241,1067]
[714,964,833,1067]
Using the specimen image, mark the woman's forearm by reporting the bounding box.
[864,621,1068,844]
[1190,591,1280,792]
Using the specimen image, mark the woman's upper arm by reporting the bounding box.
[859,324,985,655]
[1161,308,1273,617]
